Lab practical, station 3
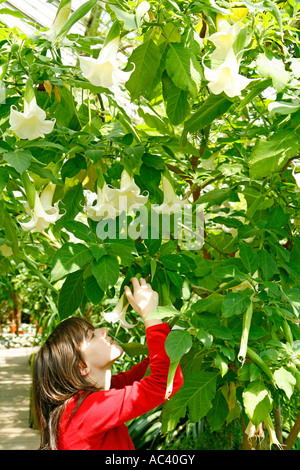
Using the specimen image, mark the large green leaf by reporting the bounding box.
[84,275,104,305]
[239,242,259,276]
[104,238,138,267]
[3,150,32,173]
[58,270,84,319]
[274,367,296,399]
[165,43,201,98]
[51,242,93,282]
[162,71,190,125]
[160,371,218,432]
[165,329,193,362]
[125,39,161,101]
[206,390,229,432]
[242,381,273,426]
[63,220,94,242]
[183,93,232,134]
[257,249,277,280]
[222,292,251,318]
[91,254,120,292]
[249,130,300,179]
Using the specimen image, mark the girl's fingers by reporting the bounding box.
[140,278,146,285]
[124,286,139,310]
[130,277,140,291]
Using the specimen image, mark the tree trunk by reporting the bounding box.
[11,289,21,335]
[284,414,300,450]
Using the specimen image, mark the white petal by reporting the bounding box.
[9,101,54,140]
[99,37,119,62]
[40,182,56,210]
[79,57,115,87]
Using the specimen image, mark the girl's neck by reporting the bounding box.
[88,367,112,390]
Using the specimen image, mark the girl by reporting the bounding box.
[32,277,183,450]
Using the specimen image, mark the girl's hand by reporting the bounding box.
[124,277,162,328]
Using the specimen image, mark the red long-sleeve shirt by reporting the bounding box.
[57,323,183,450]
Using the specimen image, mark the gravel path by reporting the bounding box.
[0,347,41,450]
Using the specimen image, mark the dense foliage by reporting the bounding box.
[0,0,299,449]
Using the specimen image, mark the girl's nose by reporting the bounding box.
[100,328,109,337]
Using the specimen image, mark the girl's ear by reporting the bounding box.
[79,362,90,376]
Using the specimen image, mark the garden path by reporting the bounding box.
[0,346,40,450]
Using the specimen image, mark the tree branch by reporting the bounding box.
[284,413,300,450]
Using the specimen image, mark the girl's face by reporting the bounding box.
[80,328,123,372]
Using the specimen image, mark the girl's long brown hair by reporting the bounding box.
[32,317,101,450]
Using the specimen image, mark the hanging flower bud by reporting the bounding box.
[47,0,72,42]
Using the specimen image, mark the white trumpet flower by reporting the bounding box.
[85,183,117,221]
[102,294,136,329]
[79,38,131,88]
[9,96,55,140]
[85,171,148,221]
[107,170,149,213]
[153,176,186,214]
[204,50,251,98]
[19,183,62,232]
[208,19,240,62]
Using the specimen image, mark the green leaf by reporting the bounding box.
[59,182,85,223]
[160,254,195,273]
[257,249,277,280]
[125,39,161,101]
[206,390,229,431]
[56,0,98,40]
[274,367,296,399]
[119,342,149,357]
[58,270,84,319]
[222,292,251,318]
[84,275,104,305]
[51,242,93,282]
[110,4,147,30]
[184,93,232,134]
[165,329,193,362]
[160,371,218,432]
[165,43,201,98]
[63,220,94,242]
[0,8,26,18]
[3,150,32,173]
[239,242,259,275]
[104,239,138,267]
[147,305,180,320]
[249,130,300,179]
[91,255,119,292]
[242,381,273,426]
[162,71,191,125]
